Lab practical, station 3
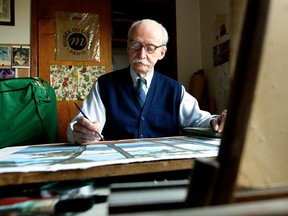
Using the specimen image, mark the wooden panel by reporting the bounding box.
[32,0,112,142]
[236,0,288,190]
[0,159,194,187]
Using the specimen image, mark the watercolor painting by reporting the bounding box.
[0,45,11,67]
[0,136,220,173]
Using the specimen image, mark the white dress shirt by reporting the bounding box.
[67,68,216,143]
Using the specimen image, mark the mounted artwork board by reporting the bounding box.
[234,0,288,189]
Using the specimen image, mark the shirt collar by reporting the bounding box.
[130,67,153,88]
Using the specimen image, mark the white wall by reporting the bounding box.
[176,0,202,91]
[199,0,231,113]
[176,0,231,113]
[0,0,31,44]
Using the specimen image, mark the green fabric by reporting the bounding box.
[0,77,58,148]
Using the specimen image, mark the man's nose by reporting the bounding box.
[138,46,147,57]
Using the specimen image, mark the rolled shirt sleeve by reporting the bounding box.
[179,86,217,128]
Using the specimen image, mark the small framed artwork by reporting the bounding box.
[12,46,30,68]
[213,40,230,67]
[0,0,15,26]
[0,45,12,68]
[0,68,16,78]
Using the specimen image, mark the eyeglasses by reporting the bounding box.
[129,40,165,54]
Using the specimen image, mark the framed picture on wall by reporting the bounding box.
[0,68,16,78]
[0,45,12,68]
[0,0,15,26]
[12,46,30,68]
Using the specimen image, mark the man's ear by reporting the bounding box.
[159,49,167,60]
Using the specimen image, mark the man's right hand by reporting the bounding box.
[72,116,103,144]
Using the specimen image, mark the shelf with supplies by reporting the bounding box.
[111,0,175,47]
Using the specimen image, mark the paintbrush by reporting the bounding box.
[74,102,105,141]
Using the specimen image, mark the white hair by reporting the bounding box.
[127,19,169,46]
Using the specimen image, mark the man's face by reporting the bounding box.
[127,24,166,76]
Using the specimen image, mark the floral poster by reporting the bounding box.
[50,65,105,101]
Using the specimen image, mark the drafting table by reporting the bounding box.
[0,136,220,187]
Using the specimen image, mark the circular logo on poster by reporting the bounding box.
[68,33,87,50]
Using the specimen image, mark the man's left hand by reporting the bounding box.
[211,109,227,132]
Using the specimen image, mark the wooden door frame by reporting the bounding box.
[30,0,38,77]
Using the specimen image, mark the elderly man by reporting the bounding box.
[67,19,226,143]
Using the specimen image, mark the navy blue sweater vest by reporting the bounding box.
[98,67,182,140]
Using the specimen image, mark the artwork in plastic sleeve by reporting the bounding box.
[55,12,100,62]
